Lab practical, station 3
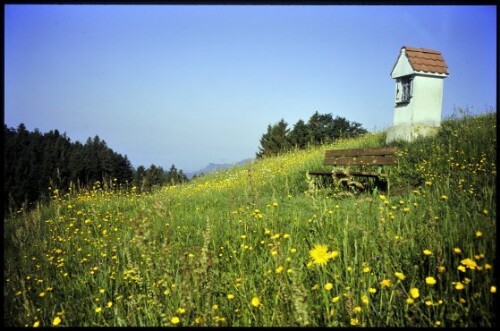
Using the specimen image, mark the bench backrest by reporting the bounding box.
[323,147,398,166]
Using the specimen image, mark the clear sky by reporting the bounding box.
[4,5,497,173]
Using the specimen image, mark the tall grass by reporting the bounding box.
[3,110,496,327]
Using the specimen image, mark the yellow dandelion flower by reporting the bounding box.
[406,298,414,304]
[423,249,432,256]
[251,296,261,307]
[426,276,437,286]
[485,264,492,270]
[458,265,466,272]
[99,289,105,294]
[38,292,46,298]
[332,296,340,303]
[491,286,497,293]
[95,307,102,313]
[368,287,377,294]
[324,282,333,291]
[453,247,462,254]
[350,318,358,326]
[176,308,186,314]
[309,244,332,266]
[437,265,446,273]
[395,272,406,280]
[275,266,284,273]
[33,321,40,328]
[52,316,61,326]
[329,250,340,259]
[212,304,219,311]
[461,258,477,269]
[227,294,235,300]
[410,288,420,299]
[363,266,371,273]
[354,306,362,313]
[171,316,180,324]
[380,279,392,287]
[425,300,433,306]
[475,231,483,237]
[361,295,369,305]
[455,282,465,290]
[107,301,113,308]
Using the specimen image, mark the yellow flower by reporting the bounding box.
[52,316,61,326]
[354,306,362,313]
[475,231,483,238]
[329,250,340,259]
[426,276,437,286]
[227,294,235,300]
[460,258,477,269]
[423,249,432,256]
[455,282,465,290]
[324,282,333,291]
[395,272,406,281]
[176,307,186,314]
[212,304,219,311]
[410,288,420,299]
[171,316,180,324]
[350,318,358,326]
[332,296,340,303]
[38,292,46,298]
[458,265,466,272]
[275,266,284,273]
[99,289,105,294]
[33,321,40,328]
[491,286,497,293]
[363,266,371,273]
[361,295,369,305]
[406,298,414,304]
[437,265,446,273]
[95,307,102,313]
[309,244,332,266]
[453,247,462,254]
[368,287,377,294]
[380,279,392,287]
[425,300,433,306]
[107,301,113,308]
[251,296,261,307]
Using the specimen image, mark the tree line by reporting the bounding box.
[256,111,368,158]
[3,124,188,213]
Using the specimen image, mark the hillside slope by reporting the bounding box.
[4,111,496,327]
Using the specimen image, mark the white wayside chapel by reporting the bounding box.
[386,46,449,144]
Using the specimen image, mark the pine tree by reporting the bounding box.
[256,119,291,158]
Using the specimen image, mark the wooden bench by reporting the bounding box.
[308,146,399,192]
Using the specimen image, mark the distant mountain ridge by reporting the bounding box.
[186,158,253,179]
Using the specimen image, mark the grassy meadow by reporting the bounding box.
[3,110,497,327]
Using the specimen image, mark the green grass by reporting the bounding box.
[3,110,497,327]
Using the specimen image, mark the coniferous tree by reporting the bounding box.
[256,119,291,158]
[288,119,309,149]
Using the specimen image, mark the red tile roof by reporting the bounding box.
[403,46,449,75]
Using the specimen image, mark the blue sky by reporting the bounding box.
[4,5,497,173]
